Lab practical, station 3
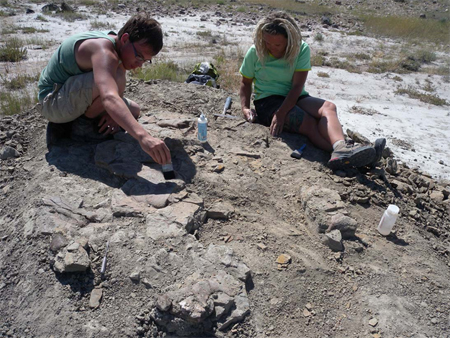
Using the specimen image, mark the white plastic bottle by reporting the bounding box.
[377,204,399,236]
[197,112,208,143]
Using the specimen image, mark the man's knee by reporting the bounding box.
[125,98,140,119]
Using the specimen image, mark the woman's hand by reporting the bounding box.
[270,112,285,136]
[243,108,256,123]
[98,113,121,135]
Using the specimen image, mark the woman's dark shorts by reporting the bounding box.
[254,95,309,132]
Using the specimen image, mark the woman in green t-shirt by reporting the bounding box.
[239,11,384,170]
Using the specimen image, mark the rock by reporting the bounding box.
[429,190,444,204]
[386,158,398,174]
[327,213,357,239]
[368,317,378,327]
[53,246,90,273]
[217,293,250,331]
[156,294,172,311]
[67,242,80,252]
[322,16,332,25]
[156,119,191,128]
[0,146,19,160]
[276,254,291,265]
[26,8,35,14]
[391,179,413,194]
[346,129,371,144]
[60,2,74,11]
[50,233,68,252]
[41,3,59,12]
[142,278,152,288]
[207,201,234,220]
[301,186,345,232]
[129,271,140,282]
[89,288,103,309]
[323,230,343,252]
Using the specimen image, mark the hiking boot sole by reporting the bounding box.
[328,146,376,170]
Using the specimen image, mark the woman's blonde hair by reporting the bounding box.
[253,11,302,66]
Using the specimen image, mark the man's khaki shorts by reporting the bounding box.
[39,72,131,123]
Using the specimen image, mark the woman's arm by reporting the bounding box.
[239,76,256,122]
[270,71,308,136]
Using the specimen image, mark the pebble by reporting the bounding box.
[368,318,378,327]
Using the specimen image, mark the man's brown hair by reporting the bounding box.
[118,13,163,54]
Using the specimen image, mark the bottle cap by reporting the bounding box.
[387,204,399,215]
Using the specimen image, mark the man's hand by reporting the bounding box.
[139,135,171,165]
[243,108,256,123]
[270,112,285,136]
[98,114,121,135]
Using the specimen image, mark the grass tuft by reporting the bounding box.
[395,85,448,106]
[0,38,28,62]
[0,91,36,116]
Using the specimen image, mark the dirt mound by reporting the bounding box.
[0,80,449,338]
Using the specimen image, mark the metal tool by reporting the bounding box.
[223,97,232,114]
[291,144,306,159]
[100,241,109,274]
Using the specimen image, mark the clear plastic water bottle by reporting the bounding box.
[197,112,207,143]
[377,204,399,236]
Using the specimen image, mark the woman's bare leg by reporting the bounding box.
[297,96,345,146]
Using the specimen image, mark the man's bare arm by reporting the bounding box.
[90,42,170,164]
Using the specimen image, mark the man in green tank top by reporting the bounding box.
[38,13,171,165]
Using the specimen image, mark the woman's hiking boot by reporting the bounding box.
[327,142,376,170]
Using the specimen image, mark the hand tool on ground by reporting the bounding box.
[291,144,306,159]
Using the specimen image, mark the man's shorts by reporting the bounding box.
[39,72,131,124]
[254,95,309,133]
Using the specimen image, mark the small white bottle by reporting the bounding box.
[197,112,208,143]
[377,204,400,236]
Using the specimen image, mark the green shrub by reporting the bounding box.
[0,38,28,62]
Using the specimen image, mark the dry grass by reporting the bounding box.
[395,85,448,106]
[362,15,449,46]
[131,59,190,82]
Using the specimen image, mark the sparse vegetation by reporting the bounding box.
[316,71,330,78]
[90,19,110,30]
[53,11,87,22]
[196,30,212,38]
[395,85,448,106]
[21,27,50,34]
[362,15,450,45]
[392,75,403,82]
[0,38,27,62]
[36,14,48,22]
[131,60,189,82]
[0,91,36,116]
[314,33,324,42]
[1,73,40,90]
